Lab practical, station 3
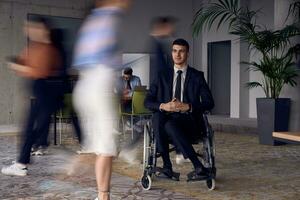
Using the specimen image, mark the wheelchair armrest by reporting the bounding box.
[202,111,210,122]
[202,111,211,133]
[203,111,211,115]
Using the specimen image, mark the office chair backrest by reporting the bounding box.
[132,90,151,114]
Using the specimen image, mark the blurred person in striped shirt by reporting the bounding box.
[72,1,132,200]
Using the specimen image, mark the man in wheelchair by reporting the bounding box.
[144,38,214,181]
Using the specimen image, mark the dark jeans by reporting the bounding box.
[18,79,64,164]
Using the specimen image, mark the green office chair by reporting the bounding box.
[121,89,152,139]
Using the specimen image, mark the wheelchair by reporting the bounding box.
[140,112,216,190]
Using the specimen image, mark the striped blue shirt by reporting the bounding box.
[72,7,123,69]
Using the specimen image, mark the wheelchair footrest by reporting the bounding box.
[187,175,209,182]
[154,167,180,181]
[187,168,210,182]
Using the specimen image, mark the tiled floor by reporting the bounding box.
[0,131,300,200]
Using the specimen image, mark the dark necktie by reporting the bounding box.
[175,70,182,101]
[126,80,131,90]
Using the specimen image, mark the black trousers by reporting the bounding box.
[18,79,63,164]
[34,78,82,147]
[34,103,82,147]
[153,112,203,170]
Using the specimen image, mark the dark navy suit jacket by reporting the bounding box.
[145,66,214,122]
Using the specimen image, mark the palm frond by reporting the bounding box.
[269,24,300,52]
[286,0,300,22]
[192,0,240,36]
[246,81,262,89]
[286,43,300,59]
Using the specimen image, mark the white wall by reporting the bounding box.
[274,0,300,130]
[248,0,275,118]
[248,0,300,121]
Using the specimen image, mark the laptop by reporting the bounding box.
[134,85,147,91]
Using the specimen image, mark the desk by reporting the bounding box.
[122,96,132,101]
[120,97,132,113]
[273,132,300,143]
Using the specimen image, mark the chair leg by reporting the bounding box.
[54,114,57,145]
[59,111,62,145]
[131,115,134,140]
[121,116,125,139]
[60,119,63,145]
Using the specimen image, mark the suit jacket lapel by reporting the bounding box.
[166,68,174,100]
[183,66,191,102]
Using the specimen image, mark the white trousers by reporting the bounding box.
[73,65,119,156]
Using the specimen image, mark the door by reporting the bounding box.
[208,41,231,116]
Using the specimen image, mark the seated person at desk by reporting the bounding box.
[144,38,214,180]
[118,67,141,112]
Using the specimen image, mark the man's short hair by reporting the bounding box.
[172,38,189,52]
[151,16,177,27]
[123,67,133,75]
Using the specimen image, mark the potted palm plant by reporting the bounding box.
[192,0,300,145]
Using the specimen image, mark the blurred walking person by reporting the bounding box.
[1,17,63,176]
[31,28,82,155]
[72,0,132,200]
[149,16,177,83]
[118,16,178,165]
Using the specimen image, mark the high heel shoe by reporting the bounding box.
[94,191,110,200]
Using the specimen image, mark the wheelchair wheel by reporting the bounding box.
[141,175,152,190]
[206,179,216,191]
